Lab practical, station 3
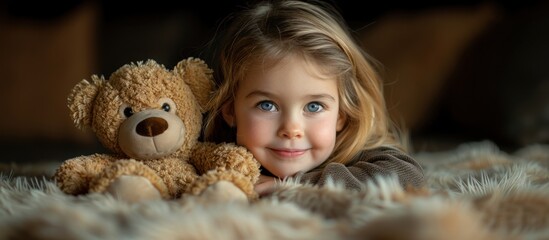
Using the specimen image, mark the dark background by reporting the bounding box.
[1,0,548,173]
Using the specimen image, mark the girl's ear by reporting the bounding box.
[336,112,347,132]
[221,102,236,127]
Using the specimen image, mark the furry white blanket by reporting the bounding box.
[1,141,548,239]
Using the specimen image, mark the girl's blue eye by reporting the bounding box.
[258,101,277,112]
[306,102,323,112]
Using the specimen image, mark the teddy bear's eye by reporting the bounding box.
[161,103,171,112]
[158,97,176,114]
[123,107,134,117]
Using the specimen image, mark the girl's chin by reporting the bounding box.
[269,169,301,179]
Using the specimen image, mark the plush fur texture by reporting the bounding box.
[1,141,548,239]
[53,58,260,202]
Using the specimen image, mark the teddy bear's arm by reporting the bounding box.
[189,142,261,199]
[191,142,261,182]
[53,153,116,195]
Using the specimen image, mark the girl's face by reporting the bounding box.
[222,55,346,178]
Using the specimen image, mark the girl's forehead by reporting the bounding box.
[246,54,335,81]
[238,54,339,98]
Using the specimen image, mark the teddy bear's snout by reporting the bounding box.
[136,117,168,137]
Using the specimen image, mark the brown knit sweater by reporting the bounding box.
[297,147,425,190]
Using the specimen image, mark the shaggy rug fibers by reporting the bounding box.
[1,141,548,239]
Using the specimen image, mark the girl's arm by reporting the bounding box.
[254,174,277,197]
[298,147,425,190]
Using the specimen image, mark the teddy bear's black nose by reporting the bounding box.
[136,117,168,137]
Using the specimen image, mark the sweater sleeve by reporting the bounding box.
[298,147,425,190]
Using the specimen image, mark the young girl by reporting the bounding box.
[204,0,425,196]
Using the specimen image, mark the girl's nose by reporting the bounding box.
[278,116,303,139]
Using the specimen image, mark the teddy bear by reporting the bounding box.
[53,58,260,203]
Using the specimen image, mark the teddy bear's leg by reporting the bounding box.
[106,175,162,203]
[53,154,114,195]
[145,158,199,199]
[89,159,170,200]
[189,169,259,201]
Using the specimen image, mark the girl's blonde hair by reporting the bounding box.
[204,0,405,164]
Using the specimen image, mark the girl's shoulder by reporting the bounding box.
[349,145,415,165]
[360,145,410,156]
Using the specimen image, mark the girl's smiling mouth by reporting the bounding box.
[268,148,307,158]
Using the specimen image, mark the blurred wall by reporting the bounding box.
[0,2,98,143]
[0,0,547,163]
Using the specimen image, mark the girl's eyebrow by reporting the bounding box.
[309,94,336,102]
[245,90,273,99]
[246,90,336,102]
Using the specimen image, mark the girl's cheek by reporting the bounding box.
[237,112,275,143]
[251,117,275,136]
[308,117,338,146]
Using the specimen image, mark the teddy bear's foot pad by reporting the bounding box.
[200,180,247,203]
[106,175,162,203]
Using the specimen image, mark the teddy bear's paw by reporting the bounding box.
[106,175,162,203]
[200,180,247,203]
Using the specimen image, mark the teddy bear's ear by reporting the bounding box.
[174,57,214,111]
[67,75,105,130]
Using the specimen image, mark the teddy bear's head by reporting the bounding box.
[68,58,213,160]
